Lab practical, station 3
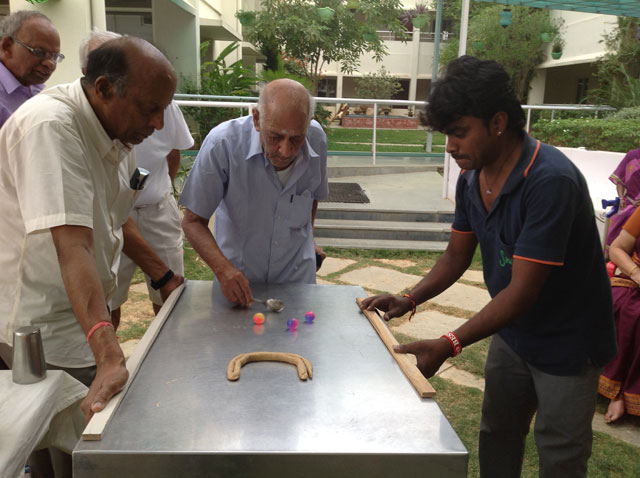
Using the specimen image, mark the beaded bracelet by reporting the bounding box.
[402,293,417,320]
[441,331,463,356]
[87,321,114,343]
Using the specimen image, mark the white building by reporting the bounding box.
[0,0,629,107]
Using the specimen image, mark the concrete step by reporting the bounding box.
[315,236,448,251]
[328,164,441,178]
[316,207,455,223]
[314,218,451,242]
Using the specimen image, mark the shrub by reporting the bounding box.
[180,42,256,147]
[611,106,640,120]
[531,118,640,153]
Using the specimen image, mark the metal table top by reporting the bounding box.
[74,281,467,477]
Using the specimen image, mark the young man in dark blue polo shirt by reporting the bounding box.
[360,56,616,477]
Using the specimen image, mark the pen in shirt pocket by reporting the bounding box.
[290,194,293,203]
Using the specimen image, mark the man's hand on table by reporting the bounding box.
[82,327,128,423]
[159,273,185,302]
[359,293,413,321]
[218,264,252,307]
[393,338,453,379]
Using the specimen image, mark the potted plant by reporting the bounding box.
[541,32,554,43]
[354,67,402,117]
[551,38,564,59]
[236,10,256,27]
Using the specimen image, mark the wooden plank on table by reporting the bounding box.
[356,297,436,398]
[82,283,186,441]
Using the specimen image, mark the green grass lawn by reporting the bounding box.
[326,127,445,153]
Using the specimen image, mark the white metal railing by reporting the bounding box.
[174,95,616,165]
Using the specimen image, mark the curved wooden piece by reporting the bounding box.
[226,352,313,381]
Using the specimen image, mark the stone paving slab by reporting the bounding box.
[391,310,467,340]
[461,270,484,283]
[438,365,486,391]
[375,258,417,269]
[339,265,421,294]
[318,257,356,276]
[429,282,491,313]
[316,277,335,285]
[120,339,140,361]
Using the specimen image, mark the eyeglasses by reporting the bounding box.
[13,38,65,64]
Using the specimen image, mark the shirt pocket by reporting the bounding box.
[286,191,313,230]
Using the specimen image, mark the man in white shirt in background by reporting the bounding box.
[80,29,194,326]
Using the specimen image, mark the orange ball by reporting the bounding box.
[253,313,265,325]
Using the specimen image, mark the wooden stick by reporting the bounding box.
[82,283,186,440]
[356,297,436,398]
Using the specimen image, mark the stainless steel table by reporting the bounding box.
[74,281,468,477]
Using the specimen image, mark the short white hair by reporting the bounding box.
[78,27,122,70]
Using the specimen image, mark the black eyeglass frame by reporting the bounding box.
[12,37,65,64]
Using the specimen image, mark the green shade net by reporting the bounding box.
[474,0,640,18]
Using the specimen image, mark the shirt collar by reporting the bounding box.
[65,79,131,162]
[462,133,539,209]
[0,61,44,95]
[244,121,320,168]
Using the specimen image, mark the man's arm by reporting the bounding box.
[182,208,252,306]
[361,231,478,320]
[121,218,183,301]
[50,225,128,422]
[166,149,181,181]
[395,258,552,378]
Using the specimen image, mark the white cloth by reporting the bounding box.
[179,115,328,284]
[133,101,194,206]
[112,193,185,308]
[0,370,87,478]
[0,79,137,367]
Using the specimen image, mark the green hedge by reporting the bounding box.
[531,118,640,153]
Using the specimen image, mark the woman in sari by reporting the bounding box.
[605,149,640,257]
[600,205,640,422]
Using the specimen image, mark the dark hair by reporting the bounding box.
[81,41,129,96]
[421,55,525,134]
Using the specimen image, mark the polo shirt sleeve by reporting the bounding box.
[513,175,579,266]
[178,131,228,220]
[12,120,94,234]
[622,205,640,238]
[451,172,474,235]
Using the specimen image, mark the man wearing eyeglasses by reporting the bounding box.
[0,10,62,128]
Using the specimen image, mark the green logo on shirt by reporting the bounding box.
[499,249,513,267]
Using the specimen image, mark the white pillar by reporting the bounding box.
[152,0,199,89]
[408,28,420,101]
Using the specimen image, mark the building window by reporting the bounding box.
[576,78,589,104]
[317,78,337,98]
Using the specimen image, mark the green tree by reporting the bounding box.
[239,0,406,92]
[440,5,562,102]
[355,67,402,114]
[590,17,640,108]
[180,42,256,146]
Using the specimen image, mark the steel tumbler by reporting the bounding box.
[12,326,47,384]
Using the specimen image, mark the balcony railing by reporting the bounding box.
[174,94,615,165]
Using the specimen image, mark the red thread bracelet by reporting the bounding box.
[441,331,463,356]
[87,321,114,343]
[402,293,417,320]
